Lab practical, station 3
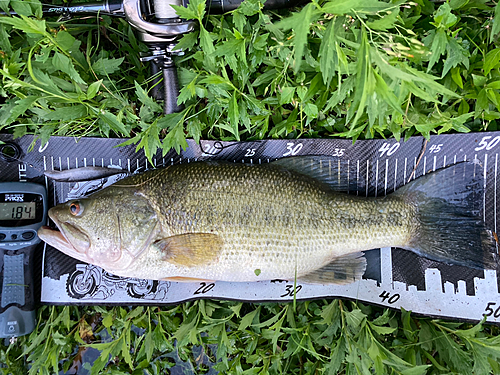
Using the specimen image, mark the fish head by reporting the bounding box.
[38,188,158,272]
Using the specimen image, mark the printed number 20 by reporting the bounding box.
[194,282,215,295]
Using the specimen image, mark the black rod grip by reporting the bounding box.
[163,63,182,114]
[149,58,164,101]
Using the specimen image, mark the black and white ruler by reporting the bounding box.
[1,133,500,323]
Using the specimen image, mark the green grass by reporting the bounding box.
[2,0,500,373]
[2,301,500,374]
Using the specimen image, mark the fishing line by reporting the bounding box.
[199,140,243,156]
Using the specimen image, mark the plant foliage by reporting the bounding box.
[2,301,500,374]
[1,0,500,157]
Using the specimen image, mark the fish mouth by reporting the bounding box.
[38,223,91,263]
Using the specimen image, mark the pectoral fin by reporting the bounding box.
[298,252,367,285]
[153,233,223,268]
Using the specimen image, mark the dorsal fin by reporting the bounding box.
[271,156,350,192]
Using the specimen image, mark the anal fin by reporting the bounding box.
[298,252,367,285]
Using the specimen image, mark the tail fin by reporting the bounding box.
[395,162,497,270]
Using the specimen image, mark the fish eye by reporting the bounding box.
[69,201,84,216]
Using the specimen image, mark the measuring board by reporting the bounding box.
[1,132,500,323]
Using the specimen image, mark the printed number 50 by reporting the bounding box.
[475,136,500,151]
[484,302,500,318]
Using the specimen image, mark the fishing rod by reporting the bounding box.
[1,0,303,114]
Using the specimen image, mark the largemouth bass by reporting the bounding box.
[38,157,497,284]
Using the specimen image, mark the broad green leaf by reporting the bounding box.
[10,0,32,16]
[238,307,260,330]
[449,0,469,9]
[237,0,261,16]
[92,57,125,76]
[134,81,162,114]
[400,365,431,375]
[55,31,76,51]
[163,122,189,155]
[1,96,38,127]
[52,52,86,85]
[491,1,500,42]
[275,3,320,73]
[373,70,403,114]
[199,25,215,70]
[442,37,469,78]
[427,28,447,72]
[345,309,366,332]
[349,28,374,129]
[279,86,295,105]
[451,67,463,88]
[369,323,397,335]
[0,24,12,53]
[98,111,129,136]
[476,89,488,113]
[484,49,500,76]
[251,68,277,87]
[41,105,88,121]
[303,102,318,118]
[87,80,102,100]
[171,4,198,20]
[322,0,393,16]
[0,0,9,13]
[473,74,487,87]
[0,14,46,35]
[186,117,202,143]
[172,0,204,20]
[228,91,240,140]
[433,3,458,28]
[488,81,500,90]
[319,19,337,85]
[367,8,399,31]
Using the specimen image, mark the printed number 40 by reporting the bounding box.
[379,143,400,158]
[379,290,400,304]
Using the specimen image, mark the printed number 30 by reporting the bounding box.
[283,143,303,157]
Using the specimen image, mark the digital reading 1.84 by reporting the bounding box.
[0,202,36,220]
[0,190,45,228]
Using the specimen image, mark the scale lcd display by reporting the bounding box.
[0,202,36,221]
[0,193,44,227]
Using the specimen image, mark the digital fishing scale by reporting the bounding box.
[0,182,47,339]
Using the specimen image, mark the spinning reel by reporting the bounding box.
[2,0,302,113]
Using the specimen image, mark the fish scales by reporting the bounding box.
[124,162,414,281]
